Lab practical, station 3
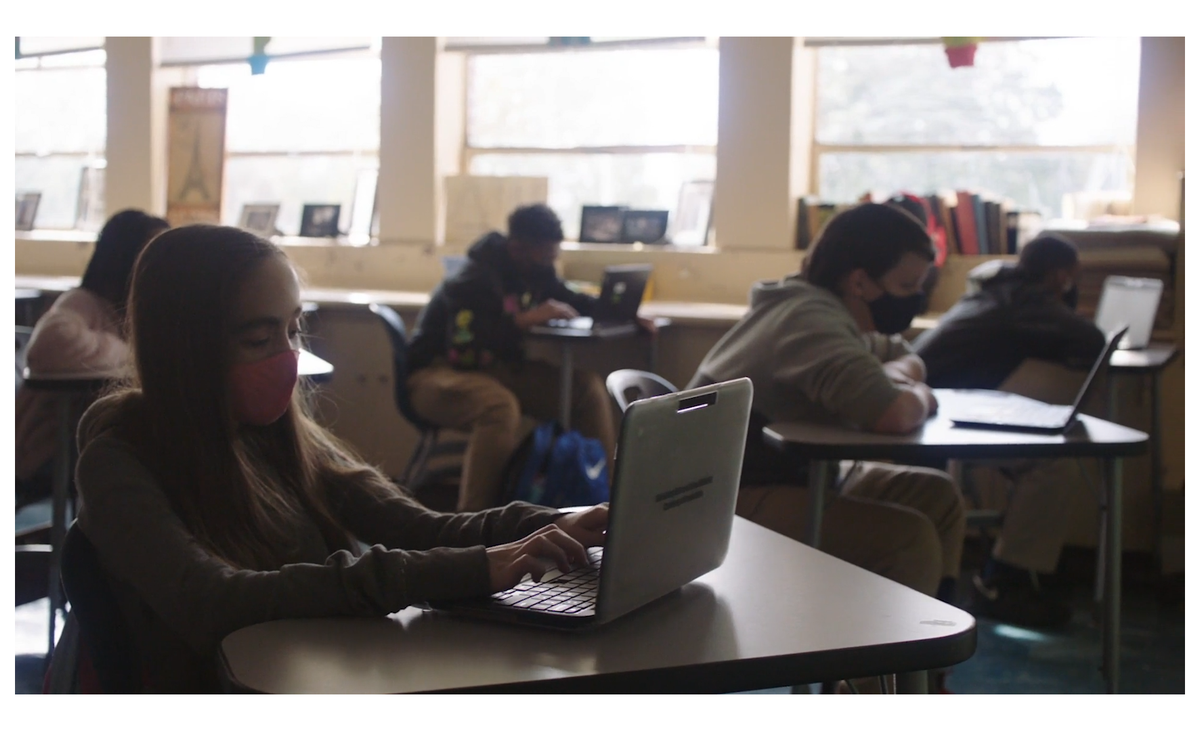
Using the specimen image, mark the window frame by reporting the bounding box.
[455,38,719,244]
[807,37,1138,212]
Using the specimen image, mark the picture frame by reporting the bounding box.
[299,203,342,238]
[347,168,379,241]
[620,209,670,244]
[74,165,106,232]
[16,192,41,232]
[578,205,627,244]
[667,180,714,246]
[239,203,281,238]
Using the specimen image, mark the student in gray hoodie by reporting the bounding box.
[689,203,966,604]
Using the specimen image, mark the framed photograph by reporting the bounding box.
[348,168,379,241]
[578,205,627,243]
[16,192,41,232]
[620,209,669,244]
[299,204,342,238]
[74,165,106,232]
[239,203,281,238]
[667,180,714,246]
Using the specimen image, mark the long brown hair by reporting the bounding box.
[94,225,404,570]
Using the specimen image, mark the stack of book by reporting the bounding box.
[795,191,1043,257]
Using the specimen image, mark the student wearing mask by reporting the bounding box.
[407,204,653,511]
[914,234,1105,628]
[688,203,966,605]
[15,209,169,508]
[52,225,607,692]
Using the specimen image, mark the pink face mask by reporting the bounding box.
[229,349,299,426]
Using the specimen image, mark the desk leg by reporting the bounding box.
[559,343,574,431]
[895,672,928,694]
[1102,457,1123,694]
[47,394,73,664]
[1150,373,1163,577]
[805,461,835,549]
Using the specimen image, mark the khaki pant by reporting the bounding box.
[959,359,1092,574]
[737,462,965,597]
[407,360,616,511]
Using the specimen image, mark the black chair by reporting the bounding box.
[605,369,678,412]
[368,303,465,493]
[60,521,142,693]
[16,325,33,390]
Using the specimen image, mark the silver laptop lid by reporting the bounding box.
[596,377,752,624]
[1094,275,1163,349]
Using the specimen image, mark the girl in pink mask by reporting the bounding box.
[53,225,607,693]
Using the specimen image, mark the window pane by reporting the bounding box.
[468,49,718,148]
[15,156,94,230]
[19,37,104,56]
[222,154,375,235]
[818,150,1134,217]
[15,63,107,154]
[469,153,716,241]
[197,57,380,153]
[817,38,1140,146]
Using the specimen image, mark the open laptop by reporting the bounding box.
[429,377,752,630]
[532,264,652,337]
[946,326,1127,434]
[1094,275,1163,350]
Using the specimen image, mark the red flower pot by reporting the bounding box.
[945,44,977,68]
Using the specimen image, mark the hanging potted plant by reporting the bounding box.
[942,37,983,68]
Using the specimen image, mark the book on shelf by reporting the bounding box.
[954,191,980,255]
[794,197,852,249]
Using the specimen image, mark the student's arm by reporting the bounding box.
[774,312,914,432]
[548,277,598,318]
[883,353,928,385]
[76,437,497,657]
[872,382,937,434]
[1014,302,1107,369]
[327,469,564,550]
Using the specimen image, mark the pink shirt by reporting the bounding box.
[16,288,128,480]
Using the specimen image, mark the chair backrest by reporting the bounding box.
[368,303,435,431]
[605,369,678,412]
[16,326,33,391]
[60,521,142,693]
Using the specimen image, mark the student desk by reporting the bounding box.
[1107,344,1179,575]
[217,517,976,694]
[527,319,669,429]
[762,389,1148,694]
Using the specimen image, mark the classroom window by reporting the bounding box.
[14,47,107,231]
[463,44,719,242]
[192,53,380,236]
[812,37,1141,218]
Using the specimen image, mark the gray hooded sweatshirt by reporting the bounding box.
[689,274,911,432]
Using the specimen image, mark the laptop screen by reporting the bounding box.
[1094,276,1163,349]
[595,265,651,323]
[1067,326,1128,417]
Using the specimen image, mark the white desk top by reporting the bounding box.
[765,389,1148,463]
[219,517,975,694]
[22,350,333,385]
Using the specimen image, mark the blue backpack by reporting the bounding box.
[500,422,609,508]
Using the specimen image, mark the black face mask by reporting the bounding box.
[1063,284,1079,310]
[867,289,927,335]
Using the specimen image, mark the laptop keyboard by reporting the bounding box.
[492,547,603,615]
[963,401,1073,428]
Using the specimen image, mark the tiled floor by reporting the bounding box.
[16,546,1185,694]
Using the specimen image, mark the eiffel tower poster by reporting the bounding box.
[166,87,228,227]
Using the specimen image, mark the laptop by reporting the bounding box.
[1094,275,1163,350]
[532,264,652,337]
[429,377,752,630]
[946,326,1127,434]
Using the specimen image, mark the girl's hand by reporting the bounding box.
[485,524,589,592]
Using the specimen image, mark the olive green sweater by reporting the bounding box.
[74,402,561,692]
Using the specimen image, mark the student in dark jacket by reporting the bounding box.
[408,204,649,511]
[914,233,1106,390]
[913,234,1105,628]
